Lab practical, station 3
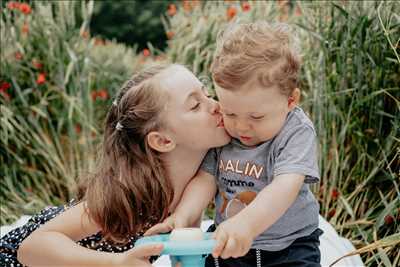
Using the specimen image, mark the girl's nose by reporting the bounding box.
[209,98,221,115]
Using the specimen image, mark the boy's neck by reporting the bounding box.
[161,147,208,212]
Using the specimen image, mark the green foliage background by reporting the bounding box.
[90,0,176,50]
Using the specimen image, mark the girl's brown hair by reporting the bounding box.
[211,21,301,96]
[76,64,173,243]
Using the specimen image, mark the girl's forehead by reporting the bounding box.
[162,66,198,87]
[158,68,203,116]
[161,67,202,98]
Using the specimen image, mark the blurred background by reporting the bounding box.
[0,1,399,266]
[90,0,175,50]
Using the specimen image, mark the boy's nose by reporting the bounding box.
[235,120,250,132]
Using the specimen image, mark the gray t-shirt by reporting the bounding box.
[201,106,320,251]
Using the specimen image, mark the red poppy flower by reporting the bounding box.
[97,89,109,100]
[15,52,23,60]
[166,31,175,39]
[7,1,20,10]
[241,2,251,12]
[328,209,336,218]
[32,59,43,69]
[331,188,339,200]
[384,215,394,225]
[19,3,32,15]
[168,4,177,16]
[0,82,11,92]
[80,30,89,39]
[143,49,150,57]
[226,6,237,20]
[94,38,105,46]
[36,73,46,85]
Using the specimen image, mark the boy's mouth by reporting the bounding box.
[240,136,252,141]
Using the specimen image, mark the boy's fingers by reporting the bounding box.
[129,243,164,258]
[212,230,228,258]
[220,238,236,259]
[144,223,172,236]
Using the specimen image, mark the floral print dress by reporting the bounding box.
[0,202,145,267]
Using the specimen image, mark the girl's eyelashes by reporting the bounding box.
[191,102,200,110]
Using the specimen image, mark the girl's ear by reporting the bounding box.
[146,131,176,152]
[288,88,301,110]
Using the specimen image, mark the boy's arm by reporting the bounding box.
[213,173,304,259]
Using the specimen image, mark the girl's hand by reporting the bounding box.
[113,243,164,266]
[144,213,189,236]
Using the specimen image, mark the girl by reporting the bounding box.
[0,64,230,266]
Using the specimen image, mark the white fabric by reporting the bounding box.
[0,215,364,266]
[0,216,31,238]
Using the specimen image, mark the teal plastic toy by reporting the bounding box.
[135,232,216,267]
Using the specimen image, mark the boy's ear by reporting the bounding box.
[288,88,301,110]
[146,131,176,153]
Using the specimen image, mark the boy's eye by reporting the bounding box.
[250,115,265,120]
[191,102,200,110]
[225,113,235,117]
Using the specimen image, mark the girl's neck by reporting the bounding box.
[161,147,208,212]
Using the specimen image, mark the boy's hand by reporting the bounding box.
[144,213,189,236]
[212,217,255,259]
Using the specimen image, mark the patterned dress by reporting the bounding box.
[0,202,147,267]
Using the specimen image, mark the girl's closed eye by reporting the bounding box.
[191,102,200,110]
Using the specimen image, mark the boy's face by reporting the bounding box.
[216,80,297,147]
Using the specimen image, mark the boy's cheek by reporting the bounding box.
[223,123,235,137]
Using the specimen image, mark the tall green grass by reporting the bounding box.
[0,1,140,224]
[299,2,399,266]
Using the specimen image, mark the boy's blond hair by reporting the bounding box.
[211,21,301,96]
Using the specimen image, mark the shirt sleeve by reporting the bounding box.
[273,125,320,183]
[200,148,219,177]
